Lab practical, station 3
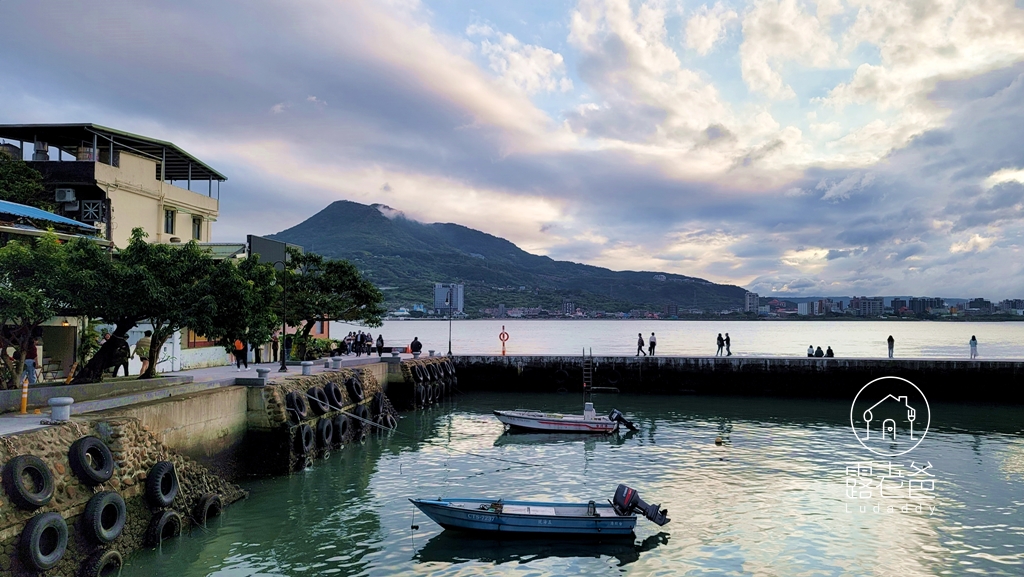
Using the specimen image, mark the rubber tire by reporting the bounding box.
[20,512,67,571]
[296,424,315,455]
[554,369,568,384]
[372,392,386,416]
[307,386,329,416]
[145,511,181,547]
[82,549,122,577]
[426,363,438,382]
[83,491,126,544]
[3,455,54,510]
[286,391,308,422]
[324,381,344,410]
[449,361,457,376]
[194,493,222,528]
[316,418,334,448]
[68,436,115,487]
[607,370,621,385]
[145,461,178,508]
[415,385,425,407]
[354,405,370,430]
[332,414,349,443]
[345,377,364,402]
[411,364,425,383]
[385,413,398,430]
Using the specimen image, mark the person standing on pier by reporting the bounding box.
[648,332,657,355]
[716,334,724,356]
[355,332,364,357]
[135,330,152,375]
[887,335,895,358]
[636,333,647,356]
[111,335,130,377]
[376,334,385,357]
[969,335,978,359]
[725,333,732,356]
[271,334,279,364]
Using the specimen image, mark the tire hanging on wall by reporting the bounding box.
[296,424,315,455]
[411,364,425,383]
[2,455,54,510]
[307,386,330,416]
[372,392,386,416]
[68,436,115,487]
[145,511,182,547]
[286,391,308,422]
[316,418,334,448]
[345,377,364,402]
[145,461,179,508]
[384,413,398,430]
[82,549,122,577]
[606,370,621,385]
[194,493,223,528]
[20,512,67,571]
[554,369,569,384]
[83,490,126,544]
[324,381,344,410]
[354,405,370,430]
[333,414,349,443]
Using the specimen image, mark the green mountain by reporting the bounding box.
[268,201,747,314]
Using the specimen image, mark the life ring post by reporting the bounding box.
[499,326,510,356]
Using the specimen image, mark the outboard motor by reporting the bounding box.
[607,409,638,431]
[612,484,670,526]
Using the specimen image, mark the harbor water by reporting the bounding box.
[333,319,1024,359]
[122,392,1024,576]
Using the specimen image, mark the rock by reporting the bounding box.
[54,462,65,475]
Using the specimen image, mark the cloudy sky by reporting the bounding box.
[3,0,1024,298]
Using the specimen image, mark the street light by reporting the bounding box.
[273,260,289,372]
[446,286,453,356]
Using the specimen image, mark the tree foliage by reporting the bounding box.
[0,152,54,211]
[281,248,385,359]
[202,254,281,349]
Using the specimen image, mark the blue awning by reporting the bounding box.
[0,199,99,233]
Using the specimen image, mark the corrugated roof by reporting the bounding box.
[0,199,100,232]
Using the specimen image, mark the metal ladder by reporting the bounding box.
[582,347,593,391]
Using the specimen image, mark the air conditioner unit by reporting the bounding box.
[55,188,76,202]
[63,201,80,212]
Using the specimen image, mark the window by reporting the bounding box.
[192,217,202,240]
[164,210,176,234]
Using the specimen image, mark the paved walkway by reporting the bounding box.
[0,352,428,437]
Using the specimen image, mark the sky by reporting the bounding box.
[2,0,1024,298]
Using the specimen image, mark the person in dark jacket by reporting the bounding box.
[716,334,725,356]
[410,337,423,357]
[376,334,384,357]
[887,335,895,358]
[814,346,824,357]
[825,346,834,358]
[636,333,647,356]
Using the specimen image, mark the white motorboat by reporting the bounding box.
[493,402,636,433]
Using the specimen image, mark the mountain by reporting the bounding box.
[268,201,747,314]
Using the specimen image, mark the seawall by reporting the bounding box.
[451,355,1024,403]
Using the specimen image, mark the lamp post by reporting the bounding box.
[273,260,289,372]
[446,286,453,357]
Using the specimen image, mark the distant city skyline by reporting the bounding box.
[3,1,1023,297]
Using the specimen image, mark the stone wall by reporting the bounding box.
[0,417,245,576]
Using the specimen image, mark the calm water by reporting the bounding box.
[332,319,1024,359]
[123,392,1024,576]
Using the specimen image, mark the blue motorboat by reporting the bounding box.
[410,484,669,536]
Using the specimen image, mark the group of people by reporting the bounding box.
[636,332,657,356]
[101,330,152,377]
[715,333,732,356]
[807,345,835,358]
[337,331,385,357]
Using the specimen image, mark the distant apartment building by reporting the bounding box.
[562,299,576,316]
[433,283,464,315]
[890,298,908,312]
[967,298,992,313]
[849,296,884,316]
[797,302,812,316]
[744,292,759,312]
[910,297,945,314]
[664,304,679,316]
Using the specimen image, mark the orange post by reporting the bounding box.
[20,374,29,414]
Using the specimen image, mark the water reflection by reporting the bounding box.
[415,531,670,567]
[493,430,637,447]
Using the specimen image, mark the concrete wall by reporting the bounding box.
[452,355,1024,403]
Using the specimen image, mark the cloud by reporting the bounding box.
[685,3,738,56]
[950,234,995,254]
[468,25,573,94]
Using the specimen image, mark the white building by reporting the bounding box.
[744,292,759,312]
[433,283,464,315]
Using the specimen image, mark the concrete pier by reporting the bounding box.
[452,355,1024,403]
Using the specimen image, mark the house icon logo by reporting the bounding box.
[850,376,930,457]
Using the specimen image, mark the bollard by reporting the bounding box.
[412,351,421,358]
[391,350,400,357]
[256,368,270,380]
[301,361,313,376]
[331,356,342,370]
[428,350,435,357]
[48,397,74,422]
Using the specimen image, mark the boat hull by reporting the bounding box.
[411,498,637,535]
[493,410,618,433]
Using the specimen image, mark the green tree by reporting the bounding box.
[0,151,55,211]
[0,234,82,388]
[201,254,281,352]
[282,248,385,359]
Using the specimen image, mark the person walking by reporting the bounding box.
[807,345,814,357]
[648,332,657,356]
[725,333,732,356]
[716,334,724,356]
[376,334,385,357]
[233,338,249,371]
[355,332,364,357]
[887,335,895,359]
[636,333,647,356]
[135,330,152,375]
[969,335,978,359]
[254,340,263,364]
[111,335,130,377]
[271,334,279,364]
[21,337,39,385]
